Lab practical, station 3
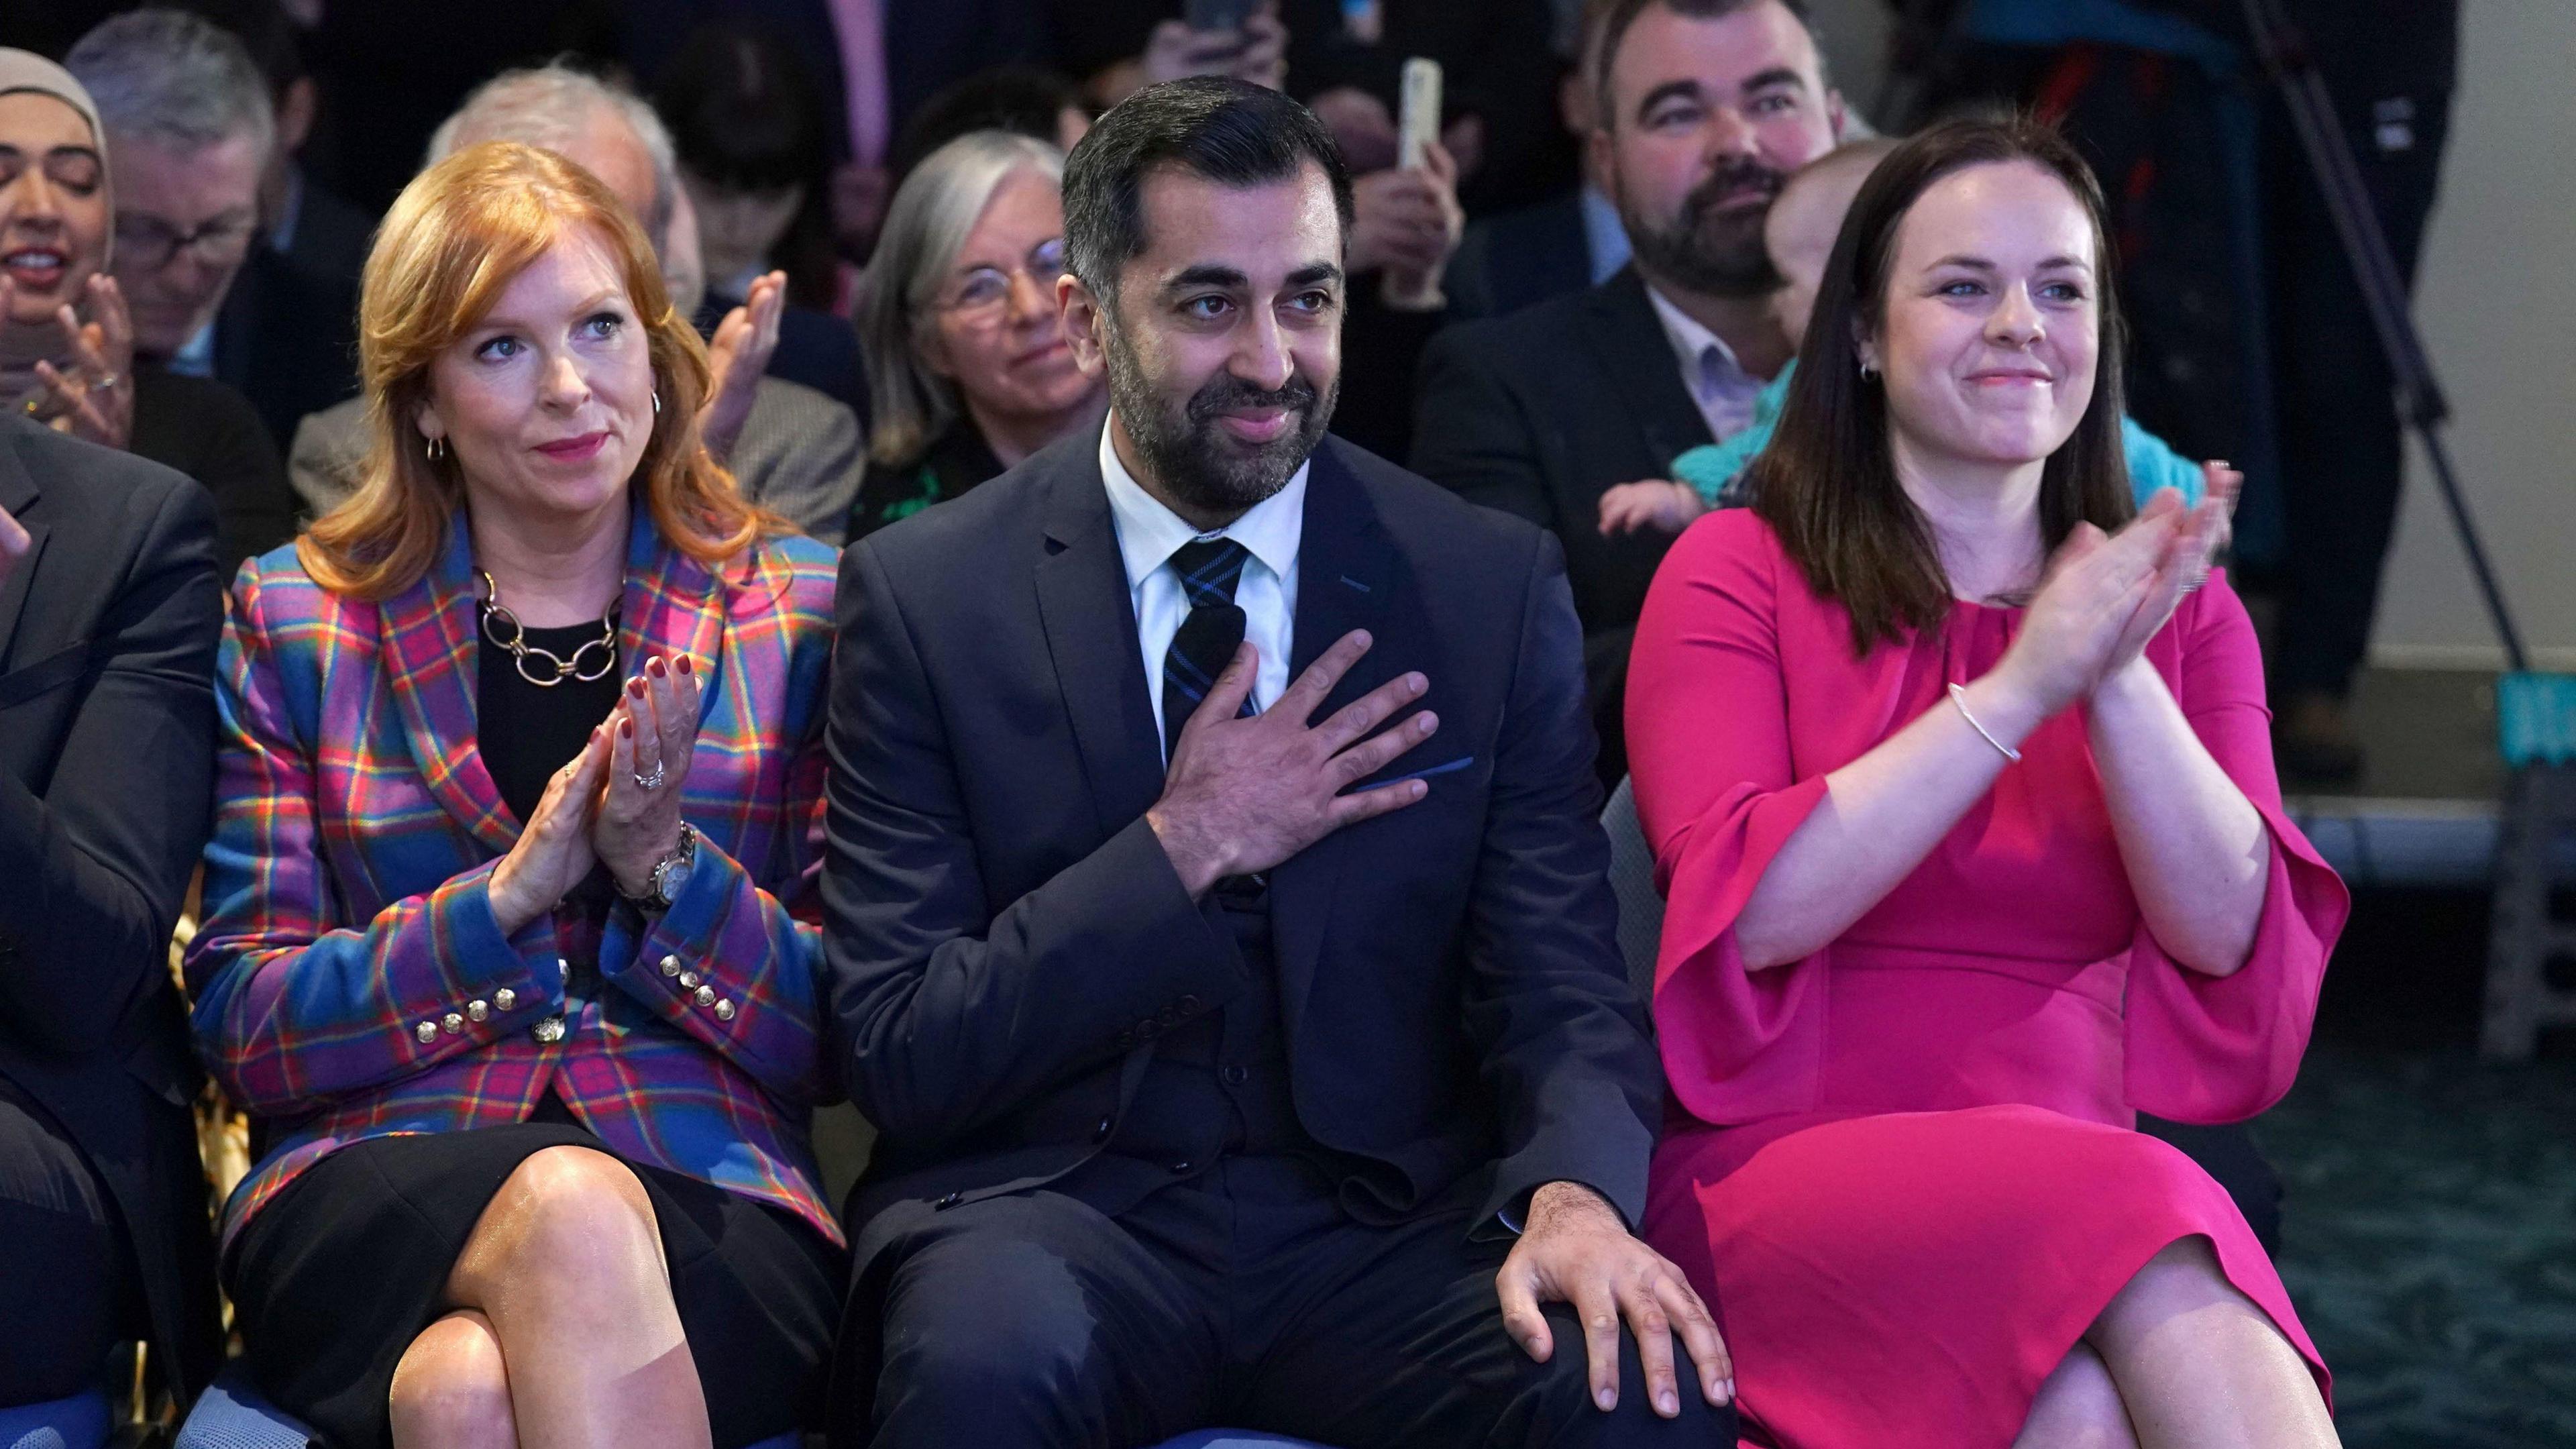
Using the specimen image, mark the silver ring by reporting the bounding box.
[91,370,121,391]
[631,763,666,791]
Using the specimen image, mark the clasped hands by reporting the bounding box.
[488,654,704,934]
[1968,468,2240,742]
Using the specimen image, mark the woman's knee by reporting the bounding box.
[388,1311,515,1449]
[455,1146,667,1296]
[2015,1343,2137,1449]
[2092,1237,2245,1352]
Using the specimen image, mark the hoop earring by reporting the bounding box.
[423,434,448,464]
[1859,360,1880,381]
[651,390,662,416]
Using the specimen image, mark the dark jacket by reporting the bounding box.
[0,416,225,1400]
[129,367,299,578]
[1409,267,1710,784]
[214,176,373,453]
[1448,189,1596,322]
[823,427,1658,1261]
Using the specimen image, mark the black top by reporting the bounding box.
[476,610,623,827]
[848,419,1005,541]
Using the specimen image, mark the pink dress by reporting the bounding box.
[1627,511,2347,1448]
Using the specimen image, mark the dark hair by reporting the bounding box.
[650,24,828,195]
[890,65,1085,190]
[1593,0,1818,131]
[1748,114,2135,653]
[168,0,305,97]
[1062,76,1353,303]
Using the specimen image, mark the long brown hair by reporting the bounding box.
[1748,115,2135,653]
[299,141,782,598]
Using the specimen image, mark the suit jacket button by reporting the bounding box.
[466,1000,490,1022]
[441,1012,466,1034]
[659,954,682,977]
[679,971,702,989]
[1093,1117,1114,1142]
[713,999,736,1021]
[1177,995,1201,1012]
[494,988,517,1012]
[1169,1161,1192,1174]
[1221,1065,1249,1086]
[1157,1005,1183,1027]
[532,1015,567,1044]
[694,985,718,1008]
[936,1191,963,1210]
[415,1020,439,1044]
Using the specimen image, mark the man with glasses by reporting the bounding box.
[65,11,272,377]
[56,8,297,574]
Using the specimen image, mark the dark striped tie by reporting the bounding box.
[1161,537,1254,762]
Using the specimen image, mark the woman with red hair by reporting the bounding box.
[187,141,841,1449]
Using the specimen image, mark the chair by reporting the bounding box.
[0,1389,111,1449]
[1600,775,1664,1007]
[174,1364,814,1449]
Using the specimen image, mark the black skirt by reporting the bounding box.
[223,1121,845,1449]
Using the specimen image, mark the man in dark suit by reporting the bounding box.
[1411,0,1844,785]
[824,78,1731,1446]
[0,417,223,1409]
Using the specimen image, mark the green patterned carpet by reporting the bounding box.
[2249,878,2576,1449]
[2259,1046,2576,1448]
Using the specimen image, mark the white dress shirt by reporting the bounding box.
[1099,421,1306,762]
[1644,282,1769,445]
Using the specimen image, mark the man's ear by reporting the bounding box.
[1586,124,1617,203]
[1058,272,1112,379]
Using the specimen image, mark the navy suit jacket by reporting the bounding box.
[822,429,1660,1269]
[0,417,223,1398]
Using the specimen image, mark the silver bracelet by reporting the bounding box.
[1947,682,2022,763]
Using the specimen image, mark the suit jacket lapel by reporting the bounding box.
[1587,268,1716,466]
[1033,441,1163,841]
[0,433,46,671]
[380,518,516,853]
[1271,443,1396,1049]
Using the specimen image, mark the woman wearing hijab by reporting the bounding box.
[0,48,294,576]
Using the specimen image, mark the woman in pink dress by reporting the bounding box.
[1629,117,2349,1448]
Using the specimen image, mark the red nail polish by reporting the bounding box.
[629,678,645,696]
[649,657,667,678]
[620,719,633,737]
[677,657,692,675]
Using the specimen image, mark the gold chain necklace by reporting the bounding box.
[476,570,618,688]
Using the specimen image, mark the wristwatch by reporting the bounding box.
[621,822,698,912]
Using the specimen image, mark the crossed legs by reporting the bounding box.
[2013,1239,2337,1449]
[386,1146,710,1449]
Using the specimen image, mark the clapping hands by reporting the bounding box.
[699,272,785,464]
[486,654,704,932]
[1990,466,2237,720]
[3,273,136,450]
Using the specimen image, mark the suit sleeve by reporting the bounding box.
[822,537,1248,1144]
[1409,322,1560,533]
[0,478,221,1057]
[1465,529,1662,1230]
[184,570,566,1117]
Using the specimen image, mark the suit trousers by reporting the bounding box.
[838,1155,1733,1448]
[0,1080,130,1405]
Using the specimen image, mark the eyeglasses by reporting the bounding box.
[934,237,1068,323]
[113,212,257,271]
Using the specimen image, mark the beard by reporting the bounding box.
[1623,156,1788,299]
[1101,313,1338,517]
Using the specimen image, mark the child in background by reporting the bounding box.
[1598,139,2216,536]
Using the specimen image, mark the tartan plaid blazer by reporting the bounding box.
[186,511,843,1248]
